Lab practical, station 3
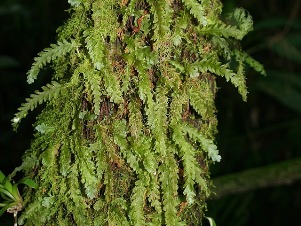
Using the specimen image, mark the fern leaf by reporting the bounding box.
[85,70,102,115]
[182,124,221,162]
[228,8,253,38]
[234,50,266,76]
[198,23,243,39]
[27,39,77,84]
[12,81,63,130]
[181,0,207,26]
[148,0,173,42]
[187,78,216,120]
[137,67,156,129]
[102,67,123,104]
[159,155,180,226]
[196,59,248,100]
[84,29,105,70]
[78,145,99,199]
[129,180,146,226]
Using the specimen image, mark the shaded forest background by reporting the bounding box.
[0,0,300,225]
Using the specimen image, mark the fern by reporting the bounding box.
[13,1,263,225]
[27,39,77,84]
[129,180,146,226]
[233,50,266,76]
[12,81,63,129]
[148,0,173,43]
[196,58,248,100]
[182,0,207,26]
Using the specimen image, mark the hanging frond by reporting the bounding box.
[12,81,64,129]
[181,0,207,26]
[147,0,173,42]
[233,50,266,76]
[129,180,147,226]
[27,39,77,84]
[195,58,248,100]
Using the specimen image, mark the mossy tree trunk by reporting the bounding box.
[11,0,264,225]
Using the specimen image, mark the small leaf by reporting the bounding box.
[17,178,38,189]
[0,171,5,183]
[206,217,217,226]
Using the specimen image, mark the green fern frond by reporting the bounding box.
[12,81,64,130]
[148,0,173,43]
[198,23,243,39]
[159,155,181,226]
[181,0,207,26]
[84,29,105,70]
[85,70,102,115]
[129,180,146,226]
[78,145,98,199]
[234,50,266,76]
[187,78,216,120]
[27,39,77,84]
[182,123,221,163]
[102,66,123,104]
[196,59,248,100]
[228,8,253,38]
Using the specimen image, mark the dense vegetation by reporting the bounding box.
[1,1,298,225]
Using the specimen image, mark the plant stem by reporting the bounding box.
[14,211,18,226]
[212,157,301,199]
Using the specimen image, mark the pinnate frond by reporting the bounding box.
[12,81,63,129]
[27,39,77,84]
[181,0,207,26]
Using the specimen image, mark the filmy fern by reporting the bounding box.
[12,0,264,225]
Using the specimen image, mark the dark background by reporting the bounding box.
[0,0,300,225]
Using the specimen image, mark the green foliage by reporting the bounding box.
[27,39,77,84]
[12,81,63,130]
[0,170,37,223]
[12,0,263,225]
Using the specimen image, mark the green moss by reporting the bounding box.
[12,0,264,225]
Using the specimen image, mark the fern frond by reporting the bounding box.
[196,59,248,100]
[102,66,123,104]
[112,119,141,174]
[137,67,156,129]
[78,145,99,199]
[84,28,105,70]
[187,78,216,120]
[129,180,146,226]
[182,123,221,162]
[171,125,198,205]
[12,81,63,130]
[234,50,266,76]
[85,70,102,115]
[181,0,207,26]
[67,164,93,225]
[148,0,173,42]
[159,154,180,226]
[228,8,253,38]
[198,23,243,39]
[27,39,77,84]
